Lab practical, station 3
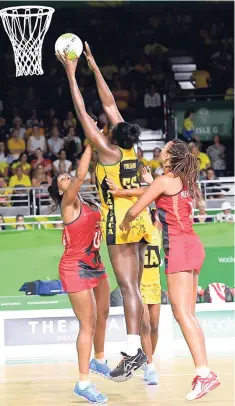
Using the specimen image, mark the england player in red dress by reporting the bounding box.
[109,139,220,401]
[48,144,110,404]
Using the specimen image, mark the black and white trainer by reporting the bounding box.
[110,348,147,382]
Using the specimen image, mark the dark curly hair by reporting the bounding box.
[112,122,141,149]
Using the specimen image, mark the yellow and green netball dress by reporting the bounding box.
[96,147,153,245]
[140,227,162,304]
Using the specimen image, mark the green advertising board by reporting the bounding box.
[0,223,233,311]
[173,100,234,141]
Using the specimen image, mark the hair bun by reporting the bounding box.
[123,124,141,149]
[130,124,140,137]
[112,121,141,149]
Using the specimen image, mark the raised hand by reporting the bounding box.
[84,42,98,72]
[56,51,79,78]
[142,167,153,185]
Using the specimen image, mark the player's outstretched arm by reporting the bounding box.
[62,144,92,206]
[56,52,119,163]
[120,176,166,232]
[84,42,124,126]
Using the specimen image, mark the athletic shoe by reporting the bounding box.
[143,365,158,385]
[110,348,147,382]
[146,370,158,385]
[74,382,108,404]
[89,359,111,379]
[186,371,221,401]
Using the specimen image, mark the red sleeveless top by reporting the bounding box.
[60,201,104,272]
[156,187,194,236]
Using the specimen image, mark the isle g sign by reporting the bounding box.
[173,100,233,140]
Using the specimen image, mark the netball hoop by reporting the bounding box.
[0,5,54,77]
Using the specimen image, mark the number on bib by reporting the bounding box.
[120,159,140,190]
[94,230,102,249]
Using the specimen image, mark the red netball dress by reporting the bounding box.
[59,201,107,293]
[156,187,205,274]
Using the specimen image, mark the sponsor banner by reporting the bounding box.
[173,100,233,140]
[4,314,126,346]
[218,256,235,264]
[0,223,233,311]
[173,310,235,339]
[200,247,234,288]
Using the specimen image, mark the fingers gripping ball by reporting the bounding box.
[55,33,83,60]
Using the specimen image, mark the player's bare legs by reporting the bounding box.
[141,303,160,385]
[109,243,143,336]
[93,278,110,359]
[167,271,207,366]
[108,243,147,381]
[167,271,220,400]
[141,304,152,362]
[149,303,160,355]
[89,278,111,379]
[69,290,109,403]
[69,291,97,380]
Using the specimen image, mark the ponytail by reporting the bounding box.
[48,175,62,213]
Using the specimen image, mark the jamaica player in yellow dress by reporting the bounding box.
[56,43,153,381]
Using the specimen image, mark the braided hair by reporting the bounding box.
[167,139,201,199]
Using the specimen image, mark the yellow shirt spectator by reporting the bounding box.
[0,161,9,177]
[0,188,11,206]
[25,127,45,138]
[224,87,234,101]
[148,147,162,173]
[8,137,25,155]
[197,152,211,171]
[9,173,32,188]
[184,118,194,131]
[192,70,211,89]
[140,157,149,167]
[148,159,161,172]
[11,161,31,174]
[137,147,149,167]
[0,177,10,206]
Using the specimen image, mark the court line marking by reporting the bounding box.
[0,372,232,382]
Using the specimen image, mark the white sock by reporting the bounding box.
[196,367,210,378]
[125,334,141,356]
[95,358,106,364]
[146,363,155,372]
[79,380,91,390]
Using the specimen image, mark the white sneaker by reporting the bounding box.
[186,371,221,401]
[147,370,158,385]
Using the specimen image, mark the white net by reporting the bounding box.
[0,6,54,77]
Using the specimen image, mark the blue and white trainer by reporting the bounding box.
[74,382,108,404]
[89,359,111,379]
[146,369,159,385]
